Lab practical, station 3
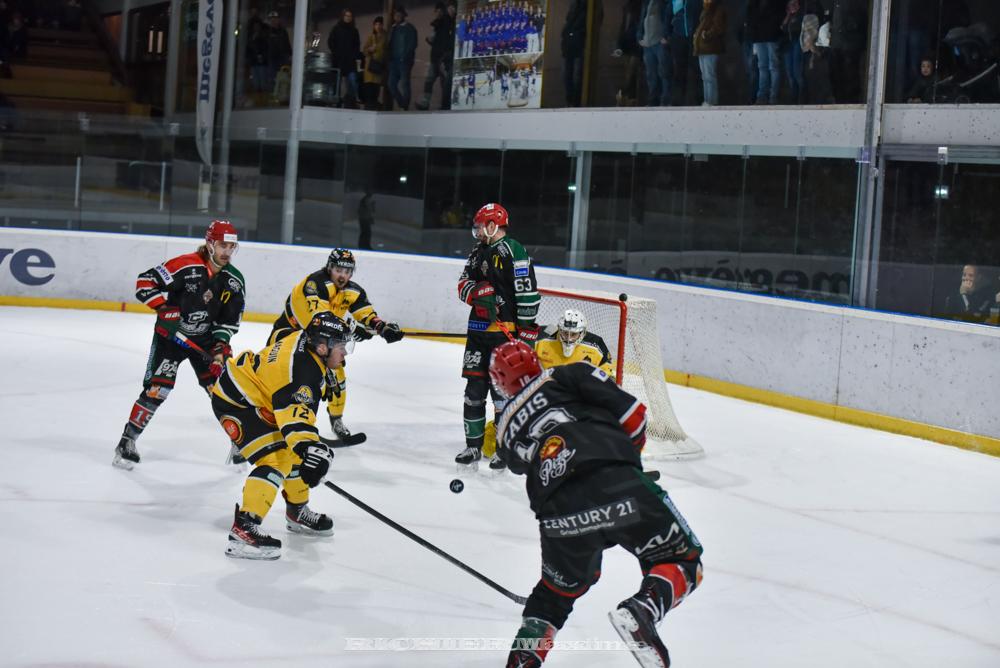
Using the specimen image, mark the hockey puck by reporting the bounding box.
[449,479,465,494]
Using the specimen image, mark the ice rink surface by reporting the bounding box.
[1,306,998,668]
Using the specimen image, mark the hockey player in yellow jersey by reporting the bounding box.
[269,248,403,446]
[483,309,614,458]
[212,312,353,560]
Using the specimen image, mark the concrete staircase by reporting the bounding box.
[1,28,150,116]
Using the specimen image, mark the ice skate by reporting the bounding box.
[112,435,140,470]
[454,446,482,469]
[284,492,333,536]
[608,597,671,668]
[488,452,507,471]
[226,505,281,560]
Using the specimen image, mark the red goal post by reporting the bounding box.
[537,287,704,461]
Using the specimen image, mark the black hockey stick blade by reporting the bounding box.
[320,432,367,449]
[401,330,469,339]
[324,480,528,606]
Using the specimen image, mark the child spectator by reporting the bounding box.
[905,57,938,103]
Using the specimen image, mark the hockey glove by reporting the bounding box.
[517,324,540,346]
[379,322,404,343]
[208,341,232,379]
[352,326,374,342]
[294,441,334,487]
[154,306,182,339]
[469,282,497,321]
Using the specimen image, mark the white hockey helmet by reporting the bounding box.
[556,309,586,357]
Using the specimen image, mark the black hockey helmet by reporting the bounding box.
[306,311,354,355]
[326,248,356,274]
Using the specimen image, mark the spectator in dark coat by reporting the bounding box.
[941,264,992,323]
[328,9,362,108]
[416,2,455,110]
[561,0,588,107]
[905,57,939,103]
[387,7,418,109]
[781,0,804,103]
[266,11,292,87]
[747,0,784,104]
[246,19,270,93]
[665,0,703,105]
[611,0,643,105]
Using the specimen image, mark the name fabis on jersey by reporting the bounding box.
[212,331,327,458]
[535,329,614,376]
[135,252,246,343]
[496,364,647,512]
[457,237,539,333]
[273,268,381,333]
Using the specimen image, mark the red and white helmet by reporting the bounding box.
[206,219,238,245]
[489,340,542,399]
[474,202,509,228]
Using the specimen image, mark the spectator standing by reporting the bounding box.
[694,0,726,106]
[781,0,804,103]
[611,0,643,106]
[362,16,387,110]
[246,19,270,95]
[828,0,866,103]
[637,0,670,107]
[328,9,362,109]
[387,7,418,110]
[800,13,833,104]
[905,57,938,103]
[737,0,759,103]
[266,11,292,90]
[416,2,454,110]
[357,190,375,250]
[561,0,588,107]
[747,0,783,104]
[665,0,703,105]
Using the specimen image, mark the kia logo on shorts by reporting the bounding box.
[0,248,56,286]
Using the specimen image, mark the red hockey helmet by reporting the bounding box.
[206,219,239,245]
[473,202,509,228]
[489,340,542,399]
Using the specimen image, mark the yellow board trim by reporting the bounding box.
[5,294,997,457]
[665,369,1000,457]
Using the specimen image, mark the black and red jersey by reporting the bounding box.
[495,362,647,513]
[135,252,246,345]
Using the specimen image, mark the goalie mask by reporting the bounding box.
[556,309,586,357]
[489,341,542,399]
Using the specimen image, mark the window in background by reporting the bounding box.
[584,152,634,274]
[343,145,426,254]
[423,148,503,257]
[294,142,346,247]
[499,149,575,268]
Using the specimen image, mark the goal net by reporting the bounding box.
[537,288,704,461]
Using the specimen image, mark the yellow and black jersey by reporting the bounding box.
[535,328,614,376]
[212,331,327,451]
[271,268,380,334]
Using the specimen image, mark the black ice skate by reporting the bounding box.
[112,435,140,470]
[488,452,507,471]
[609,597,671,668]
[284,492,333,536]
[226,504,281,560]
[455,446,482,467]
[328,417,366,446]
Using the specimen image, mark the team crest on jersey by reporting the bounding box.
[256,407,277,426]
[481,260,488,274]
[202,289,213,303]
[292,385,314,404]
[220,416,244,444]
[539,436,575,487]
[304,280,318,296]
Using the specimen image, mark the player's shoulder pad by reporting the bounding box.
[500,236,530,261]
[582,331,608,350]
[344,279,365,294]
[220,265,246,293]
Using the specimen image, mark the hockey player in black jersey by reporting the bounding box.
[490,341,704,668]
[455,202,540,470]
[113,220,245,470]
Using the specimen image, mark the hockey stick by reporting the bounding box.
[401,330,469,339]
[171,331,213,361]
[323,480,528,606]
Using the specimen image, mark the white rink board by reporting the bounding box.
[2,227,999,438]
